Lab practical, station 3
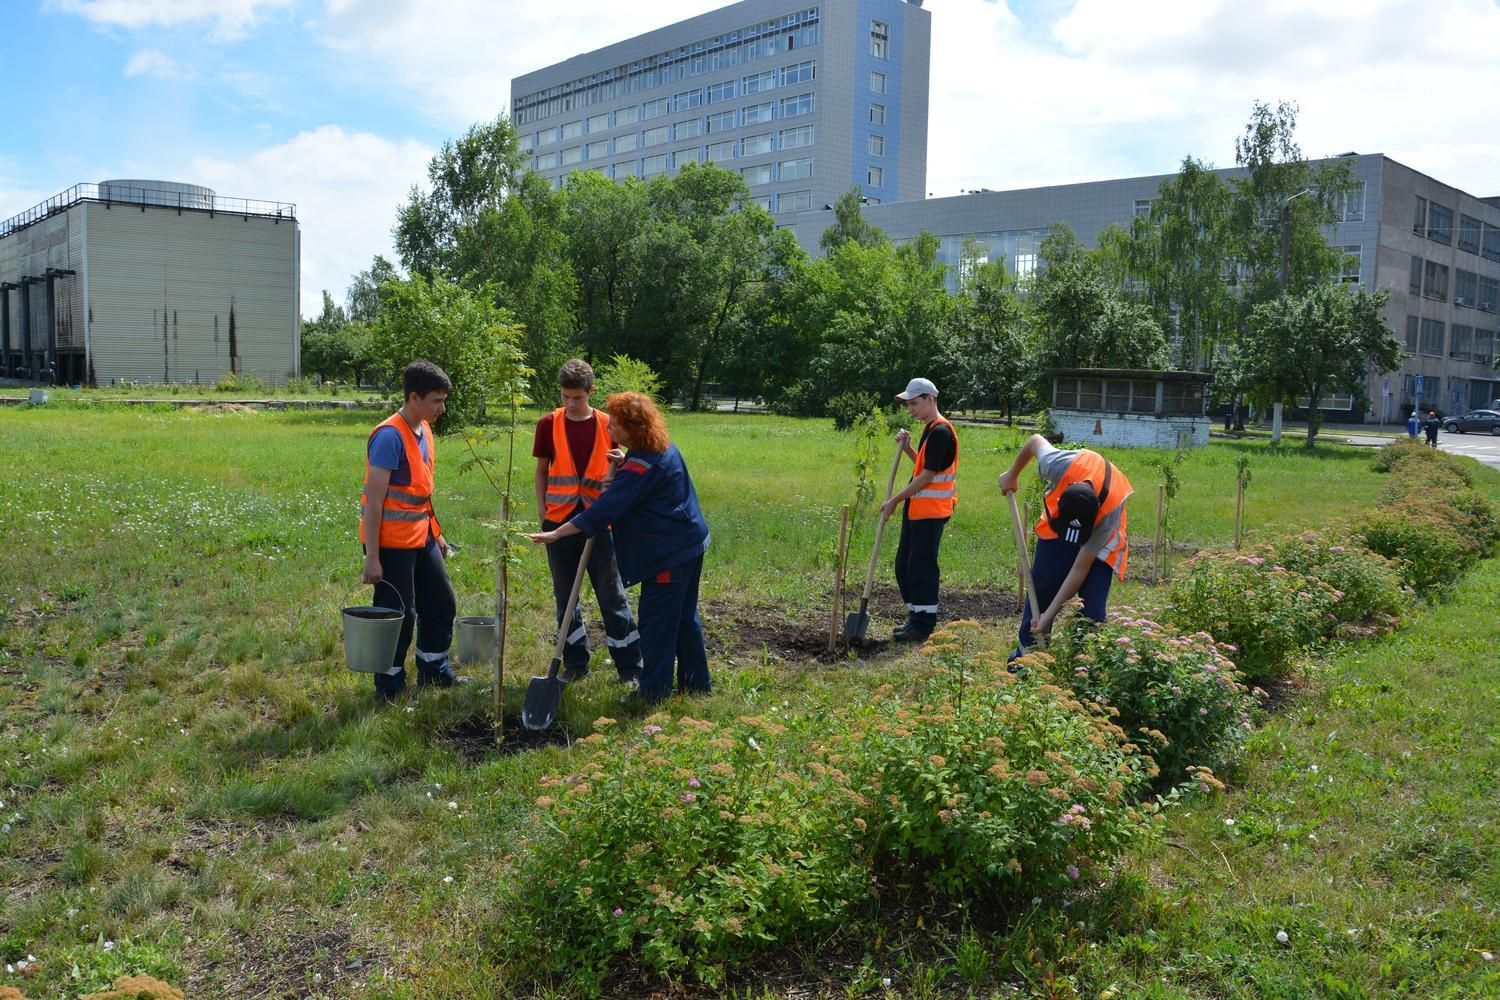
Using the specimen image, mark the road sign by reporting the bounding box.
[1382,376,1390,393]
[1415,374,1424,392]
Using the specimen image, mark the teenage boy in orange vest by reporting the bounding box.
[880,378,959,642]
[361,360,462,701]
[996,434,1133,657]
[533,359,644,686]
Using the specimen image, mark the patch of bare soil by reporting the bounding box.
[198,924,378,999]
[438,713,571,763]
[185,403,261,414]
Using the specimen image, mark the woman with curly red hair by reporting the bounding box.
[530,392,711,704]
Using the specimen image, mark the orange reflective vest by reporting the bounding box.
[1035,449,1130,578]
[360,413,441,550]
[908,416,958,520]
[544,408,612,523]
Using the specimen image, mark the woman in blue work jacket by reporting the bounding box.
[528,391,711,704]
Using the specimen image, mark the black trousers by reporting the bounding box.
[370,537,457,695]
[543,520,642,679]
[894,511,947,614]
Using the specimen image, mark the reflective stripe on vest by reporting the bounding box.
[359,413,440,550]
[545,408,613,523]
[1034,450,1131,579]
[908,416,958,520]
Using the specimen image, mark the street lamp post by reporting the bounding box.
[1272,188,1313,446]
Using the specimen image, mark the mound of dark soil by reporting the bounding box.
[438,713,571,762]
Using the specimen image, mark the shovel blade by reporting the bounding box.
[521,660,565,731]
[843,610,870,642]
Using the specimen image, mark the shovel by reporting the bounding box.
[1006,491,1046,650]
[522,535,596,731]
[844,441,906,642]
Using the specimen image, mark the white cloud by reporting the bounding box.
[123,48,185,79]
[310,0,725,124]
[189,126,433,311]
[928,0,1500,199]
[51,0,290,40]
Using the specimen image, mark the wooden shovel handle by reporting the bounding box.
[860,440,907,601]
[1006,492,1043,622]
[553,536,596,661]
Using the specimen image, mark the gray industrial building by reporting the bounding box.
[511,0,931,215]
[0,180,300,387]
[786,153,1500,420]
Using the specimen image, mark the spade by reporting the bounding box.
[522,535,595,731]
[844,441,905,642]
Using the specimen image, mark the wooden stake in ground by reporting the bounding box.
[1154,484,1166,582]
[495,494,508,742]
[1234,468,1245,550]
[829,504,852,653]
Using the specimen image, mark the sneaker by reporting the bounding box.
[617,675,640,693]
[618,687,663,708]
[559,664,592,684]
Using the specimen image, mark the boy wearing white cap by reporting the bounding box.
[879,377,959,641]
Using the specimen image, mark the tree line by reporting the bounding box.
[300,100,1401,446]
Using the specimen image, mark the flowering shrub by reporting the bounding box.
[1371,438,1474,485]
[1051,611,1256,783]
[825,622,1163,896]
[1351,503,1480,591]
[1263,532,1409,631]
[1166,552,1339,681]
[503,713,868,989]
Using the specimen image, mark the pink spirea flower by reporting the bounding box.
[687,778,701,788]
[1116,637,1132,646]
[643,725,663,735]
[614,908,624,917]
[1067,865,1080,879]
[679,791,696,803]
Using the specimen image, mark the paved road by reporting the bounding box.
[1437,432,1500,472]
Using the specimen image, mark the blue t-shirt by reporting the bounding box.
[368,424,429,487]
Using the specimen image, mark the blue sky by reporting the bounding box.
[3,1,1498,313]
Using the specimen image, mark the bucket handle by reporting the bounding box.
[343,578,407,616]
[456,590,498,619]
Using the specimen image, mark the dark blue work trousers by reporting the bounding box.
[370,536,457,696]
[1018,537,1116,649]
[543,518,642,680]
[636,554,710,699]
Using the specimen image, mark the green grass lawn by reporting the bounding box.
[0,405,1495,997]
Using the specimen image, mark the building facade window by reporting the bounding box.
[643,125,669,147]
[866,165,883,187]
[779,124,813,149]
[614,132,638,152]
[1424,260,1449,301]
[743,70,776,94]
[705,140,737,162]
[779,93,814,117]
[782,189,813,211]
[750,194,774,211]
[1426,203,1453,244]
[1452,324,1474,360]
[673,148,704,168]
[870,19,889,58]
[1458,214,1482,253]
[781,60,815,86]
[616,160,638,179]
[868,134,884,156]
[642,153,668,176]
[586,113,610,133]
[708,80,736,103]
[617,105,640,126]
[1412,195,1427,236]
[742,101,774,125]
[560,146,582,165]
[1482,222,1500,263]
[1405,315,1419,354]
[706,110,736,132]
[643,98,668,119]
[1456,269,1478,307]
[870,103,886,124]
[780,156,813,180]
[673,119,702,140]
[1334,182,1364,222]
[561,120,583,140]
[1420,318,1445,356]
[742,132,773,155]
[1479,275,1500,312]
[538,126,558,146]
[1476,328,1496,364]
[742,163,773,185]
[1133,198,1153,219]
[870,70,887,94]
[1338,246,1360,284]
[1409,256,1423,295]
[674,89,703,112]
[586,139,608,160]
[520,133,536,151]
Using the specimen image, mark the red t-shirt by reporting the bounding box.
[533,410,606,473]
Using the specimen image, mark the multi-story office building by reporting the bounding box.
[782,153,1500,421]
[510,0,931,217]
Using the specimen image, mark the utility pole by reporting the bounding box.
[1273,189,1312,446]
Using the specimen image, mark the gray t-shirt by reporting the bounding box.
[1035,442,1130,556]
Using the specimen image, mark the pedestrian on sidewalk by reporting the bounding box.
[881,378,958,643]
[1424,410,1441,447]
[996,434,1133,659]
[1406,411,1420,439]
[533,359,644,688]
[360,360,462,701]
[529,392,711,706]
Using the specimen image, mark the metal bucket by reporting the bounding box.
[342,582,405,674]
[455,616,496,665]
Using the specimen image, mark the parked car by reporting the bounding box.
[1441,409,1500,435]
